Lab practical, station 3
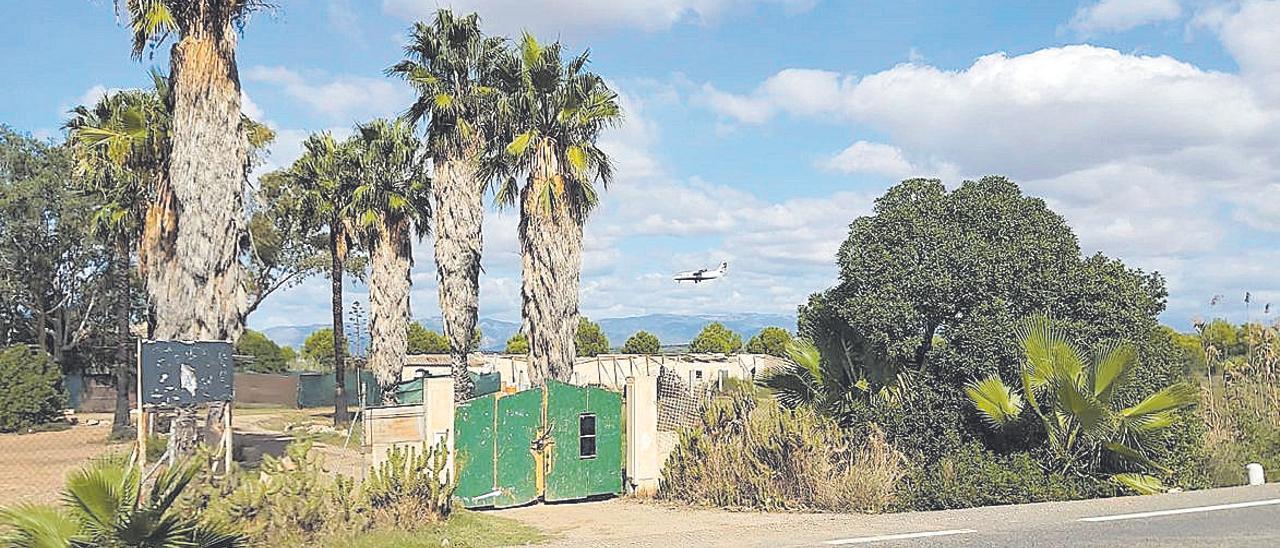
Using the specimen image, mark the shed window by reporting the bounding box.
[579,413,597,458]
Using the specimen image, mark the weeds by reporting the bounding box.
[661,390,903,512]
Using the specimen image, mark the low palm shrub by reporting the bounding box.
[0,455,243,547]
[965,315,1199,493]
[660,389,903,512]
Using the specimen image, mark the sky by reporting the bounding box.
[1,0,1277,333]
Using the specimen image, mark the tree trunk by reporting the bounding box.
[519,145,583,385]
[330,223,349,425]
[433,154,483,401]
[143,15,249,459]
[110,241,133,439]
[145,18,249,343]
[368,217,412,404]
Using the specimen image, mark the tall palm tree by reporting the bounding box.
[489,34,622,384]
[286,132,358,423]
[66,72,175,439]
[115,0,266,341]
[66,89,158,439]
[966,314,1199,494]
[344,119,429,403]
[389,9,505,402]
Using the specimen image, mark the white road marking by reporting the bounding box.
[823,529,977,545]
[1079,498,1280,523]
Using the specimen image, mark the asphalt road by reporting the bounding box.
[497,483,1280,547]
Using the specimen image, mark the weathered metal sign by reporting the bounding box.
[138,340,234,407]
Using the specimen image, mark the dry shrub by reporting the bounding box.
[660,391,903,512]
[1202,371,1280,486]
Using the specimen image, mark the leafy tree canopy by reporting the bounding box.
[575,317,610,357]
[690,322,743,354]
[236,329,288,373]
[622,331,661,354]
[408,322,451,354]
[301,328,343,372]
[746,327,792,357]
[505,332,529,354]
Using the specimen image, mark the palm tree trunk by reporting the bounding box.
[110,241,133,439]
[146,17,249,342]
[433,154,483,401]
[519,147,583,385]
[368,217,412,404]
[147,15,249,458]
[330,222,349,425]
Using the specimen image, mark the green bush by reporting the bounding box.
[898,442,1107,511]
[0,344,66,432]
[661,390,903,512]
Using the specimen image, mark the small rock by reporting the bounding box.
[85,419,101,426]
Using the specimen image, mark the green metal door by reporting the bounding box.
[453,394,496,507]
[544,381,624,502]
[453,382,622,508]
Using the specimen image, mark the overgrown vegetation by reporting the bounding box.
[661,389,903,512]
[182,440,455,545]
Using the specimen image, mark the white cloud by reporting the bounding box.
[1193,0,1280,100]
[820,141,916,178]
[698,42,1280,325]
[244,65,412,123]
[1067,0,1182,35]
[381,0,815,36]
[240,91,265,121]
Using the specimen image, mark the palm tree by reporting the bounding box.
[389,9,506,401]
[0,457,242,546]
[114,0,267,341]
[286,132,358,424]
[966,314,1199,494]
[489,34,622,384]
[759,337,908,416]
[343,119,429,403]
[66,72,174,438]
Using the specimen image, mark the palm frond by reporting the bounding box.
[1120,383,1198,421]
[0,503,80,548]
[965,375,1024,428]
[1110,473,1168,495]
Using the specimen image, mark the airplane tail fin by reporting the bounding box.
[719,262,728,272]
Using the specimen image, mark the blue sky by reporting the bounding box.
[2,0,1277,333]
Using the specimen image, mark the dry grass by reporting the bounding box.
[660,391,903,513]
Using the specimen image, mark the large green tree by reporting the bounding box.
[798,176,1201,478]
[115,0,268,341]
[235,329,287,373]
[490,34,622,384]
[407,322,451,354]
[344,119,429,403]
[390,9,505,401]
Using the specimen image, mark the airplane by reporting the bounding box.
[674,262,728,283]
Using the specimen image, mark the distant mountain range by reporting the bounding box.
[262,312,797,352]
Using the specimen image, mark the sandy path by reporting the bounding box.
[0,414,122,505]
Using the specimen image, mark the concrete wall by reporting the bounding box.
[454,353,786,392]
[625,375,661,495]
[364,375,455,470]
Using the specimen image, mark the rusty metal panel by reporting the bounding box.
[139,340,234,407]
[544,381,623,502]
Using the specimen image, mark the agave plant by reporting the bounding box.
[965,314,1198,494]
[0,457,242,547]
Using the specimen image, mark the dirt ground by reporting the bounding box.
[0,407,366,506]
[0,413,124,505]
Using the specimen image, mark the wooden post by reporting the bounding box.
[135,340,147,470]
[222,402,233,473]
